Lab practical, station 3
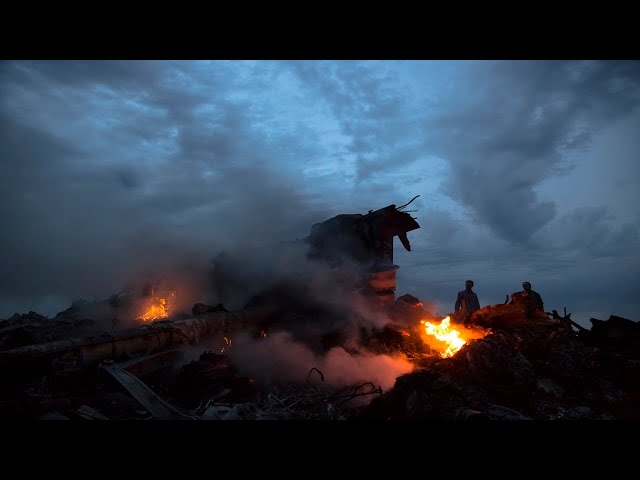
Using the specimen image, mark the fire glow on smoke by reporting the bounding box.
[420,316,487,358]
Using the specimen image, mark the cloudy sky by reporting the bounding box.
[1,60,638,327]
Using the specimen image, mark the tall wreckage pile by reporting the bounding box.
[1,198,639,421]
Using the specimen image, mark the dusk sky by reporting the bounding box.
[1,60,639,327]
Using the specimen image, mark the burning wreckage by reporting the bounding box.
[1,198,639,421]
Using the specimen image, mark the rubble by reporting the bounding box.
[587,315,640,356]
[357,315,640,420]
[1,292,639,420]
[40,411,71,421]
[1,199,639,421]
[76,404,109,420]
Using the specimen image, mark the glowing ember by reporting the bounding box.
[420,316,468,358]
[221,336,231,353]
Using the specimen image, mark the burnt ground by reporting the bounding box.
[0,293,639,421]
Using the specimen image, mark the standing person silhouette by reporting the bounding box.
[454,280,480,323]
[519,281,544,318]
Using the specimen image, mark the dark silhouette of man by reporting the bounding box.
[455,280,481,322]
[512,281,544,318]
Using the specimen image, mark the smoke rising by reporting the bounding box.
[0,61,331,318]
[226,331,413,392]
[3,60,638,327]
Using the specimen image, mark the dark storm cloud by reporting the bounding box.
[426,60,640,244]
[287,60,421,184]
[394,193,639,326]
[0,113,89,299]
[0,61,329,316]
[289,60,640,245]
[1,60,160,88]
[114,167,142,190]
[295,60,640,324]
[1,60,638,325]
[537,205,640,258]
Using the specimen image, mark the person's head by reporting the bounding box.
[522,282,532,292]
[465,280,474,290]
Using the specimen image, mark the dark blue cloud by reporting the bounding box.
[424,60,640,244]
[0,60,638,323]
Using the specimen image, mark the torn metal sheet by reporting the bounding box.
[101,360,198,421]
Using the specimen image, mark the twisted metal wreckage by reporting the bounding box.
[0,199,427,419]
[3,196,638,420]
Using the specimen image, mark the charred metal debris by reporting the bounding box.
[1,199,638,420]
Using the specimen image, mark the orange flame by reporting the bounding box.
[420,316,486,358]
[137,292,175,322]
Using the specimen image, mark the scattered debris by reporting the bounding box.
[40,411,71,421]
[2,295,639,420]
[357,316,640,420]
[76,405,109,421]
[1,200,639,420]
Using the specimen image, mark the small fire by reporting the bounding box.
[420,316,484,358]
[137,291,176,322]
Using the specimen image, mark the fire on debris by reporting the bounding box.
[420,316,489,358]
[1,198,639,421]
[137,291,176,322]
